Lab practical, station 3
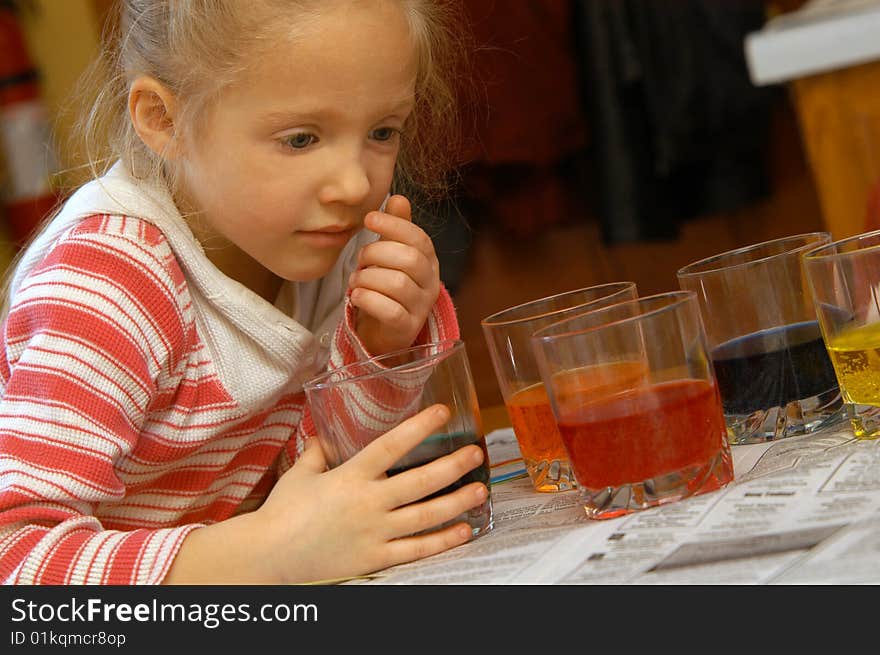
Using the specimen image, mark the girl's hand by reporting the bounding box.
[350,195,441,355]
[255,405,488,584]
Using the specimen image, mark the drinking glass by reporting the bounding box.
[481,282,638,492]
[303,339,493,537]
[531,291,734,520]
[677,233,842,445]
[803,229,880,439]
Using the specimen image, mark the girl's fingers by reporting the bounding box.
[381,521,474,569]
[351,404,451,473]
[364,212,436,260]
[382,444,484,508]
[388,481,488,536]
[350,287,411,328]
[350,267,422,310]
[356,241,436,287]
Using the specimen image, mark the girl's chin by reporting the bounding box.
[273,255,341,283]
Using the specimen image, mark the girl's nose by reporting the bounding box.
[318,156,371,206]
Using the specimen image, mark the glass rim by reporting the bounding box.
[480,282,637,328]
[676,232,831,278]
[303,339,463,390]
[531,290,696,344]
[802,228,880,261]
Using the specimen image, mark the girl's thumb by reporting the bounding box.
[298,436,329,473]
[385,194,412,222]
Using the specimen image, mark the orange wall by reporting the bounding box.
[19,0,102,170]
[0,0,101,270]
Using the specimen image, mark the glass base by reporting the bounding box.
[576,446,734,520]
[523,456,578,493]
[847,404,880,439]
[725,387,844,445]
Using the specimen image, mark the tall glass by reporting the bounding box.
[677,233,842,445]
[803,229,880,439]
[531,291,734,519]
[303,340,493,538]
[481,282,638,492]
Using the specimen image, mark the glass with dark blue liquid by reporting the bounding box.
[304,340,493,537]
[678,233,843,444]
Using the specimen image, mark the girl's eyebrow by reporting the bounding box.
[258,99,415,128]
[386,98,416,114]
[257,109,325,127]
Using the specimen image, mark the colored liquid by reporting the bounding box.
[386,431,491,502]
[505,361,649,464]
[505,385,567,463]
[556,378,727,489]
[826,322,880,406]
[711,321,838,415]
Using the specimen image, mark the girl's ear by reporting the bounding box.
[128,75,182,160]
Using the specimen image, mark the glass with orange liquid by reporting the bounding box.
[481,283,638,492]
[531,291,734,519]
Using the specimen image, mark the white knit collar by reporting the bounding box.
[12,162,316,369]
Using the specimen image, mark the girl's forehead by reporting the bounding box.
[256,0,417,54]
[245,2,418,80]
[214,5,417,122]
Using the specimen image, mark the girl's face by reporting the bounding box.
[175,0,418,284]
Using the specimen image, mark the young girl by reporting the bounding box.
[0,0,487,585]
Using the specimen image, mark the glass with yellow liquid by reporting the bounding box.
[804,230,880,438]
[825,324,880,436]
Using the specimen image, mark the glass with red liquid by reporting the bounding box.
[531,291,734,519]
[481,283,637,492]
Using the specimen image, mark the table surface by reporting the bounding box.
[357,416,880,584]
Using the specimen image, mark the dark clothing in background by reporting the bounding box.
[572,0,778,243]
[433,0,779,292]
[428,0,591,293]
[458,0,589,238]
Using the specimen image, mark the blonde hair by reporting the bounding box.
[66,0,471,200]
[0,0,474,323]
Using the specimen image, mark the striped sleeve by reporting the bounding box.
[277,284,460,472]
[0,215,199,584]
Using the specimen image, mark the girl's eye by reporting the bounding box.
[282,133,317,149]
[370,127,399,142]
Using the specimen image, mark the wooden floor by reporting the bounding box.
[450,97,827,410]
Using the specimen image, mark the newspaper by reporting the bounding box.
[351,417,880,584]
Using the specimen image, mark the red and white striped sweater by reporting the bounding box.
[0,164,459,584]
